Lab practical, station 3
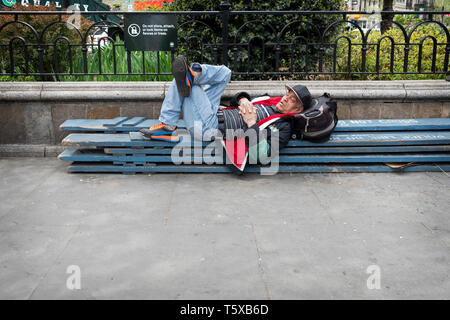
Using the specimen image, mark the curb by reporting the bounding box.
[1,80,449,102]
[0,144,65,158]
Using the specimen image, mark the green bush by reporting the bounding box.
[0,4,92,81]
[1,3,446,81]
[0,66,35,81]
[59,39,173,81]
[169,0,346,80]
[334,22,448,80]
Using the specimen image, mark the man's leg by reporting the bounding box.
[142,56,195,135]
[182,86,218,140]
[143,62,231,140]
[158,79,184,127]
[159,63,230,128]
[138,79,182,139]
[182,64,231,140]
[198,64,232,109]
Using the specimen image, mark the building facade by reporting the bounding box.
[346,0,439,31]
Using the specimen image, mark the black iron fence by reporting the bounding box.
[0,6,449,80]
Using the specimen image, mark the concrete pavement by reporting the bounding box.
[0,158,449,299]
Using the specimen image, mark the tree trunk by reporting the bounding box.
[381,0,394,34]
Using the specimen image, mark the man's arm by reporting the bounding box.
[238,97,257,127]
[237,100,291,163]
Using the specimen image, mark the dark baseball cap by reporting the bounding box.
[286,84,312,110]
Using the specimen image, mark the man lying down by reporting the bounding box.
[139,56,335,173]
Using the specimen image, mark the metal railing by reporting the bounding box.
[0,5,449,80]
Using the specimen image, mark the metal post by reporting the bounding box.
[219,1,231,66]
[444,44,450,79]
[82,45,88,74]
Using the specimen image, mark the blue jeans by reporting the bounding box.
[159,64,232,139]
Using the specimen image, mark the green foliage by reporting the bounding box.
[0,4,172,81]
[1,2,447,81]
[171,0,344,12]
[393,14,423,27]
[334,23,448,80]
[169,0,346,80]
[58,39,173,81]
[0,65,35,81]
[0,4,92,81]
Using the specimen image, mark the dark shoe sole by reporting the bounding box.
[139,131,151,139]
[151,134,180,143]
[150,130,176,136]
[172,56,192,97]
[139,127,176,137]
[138,132,180,143]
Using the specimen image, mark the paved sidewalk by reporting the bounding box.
[0,158,449,300]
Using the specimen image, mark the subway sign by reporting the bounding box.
[1,0,120,23]
[2,0,107,12]
[2,0,16,6]
[2,0,63,8]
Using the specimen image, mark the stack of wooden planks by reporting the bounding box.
[59,117,450,173]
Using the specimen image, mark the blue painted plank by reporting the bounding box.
[59,149,222,163]
[120,117,146,127]
[62,133,204,147]
[67,163,450,173]
[104,117,128,127]
[104,147,174,155]
[103,145,450,155]
[335,118,450,131]
[60,118,450,132]
[318,131,450,147]
[278,154,450,163]
[105,147,175,155]
[128,131,182,143]
[129,131,185,142]
[59,148,450,164]
[60,119,108,131]
[281,145,450,154]
[61,119,186,132]
[127,119,186,130]
[62,131,450,148]
[106,117,127,125]
[113,161,147,166]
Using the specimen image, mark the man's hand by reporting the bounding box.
[238,98,257,127]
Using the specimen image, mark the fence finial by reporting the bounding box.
[219,1,231,11]
[220,1,231,66]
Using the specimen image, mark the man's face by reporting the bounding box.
[276,89,303,114]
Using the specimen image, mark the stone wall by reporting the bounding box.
[0,80,449,146]
[0,101,161,145]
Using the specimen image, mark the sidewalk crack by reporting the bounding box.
[309,188,336,225]
[251,223,271,300]
[419,222,449,249]
[27,224,81,300]
[163,174,178,225]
